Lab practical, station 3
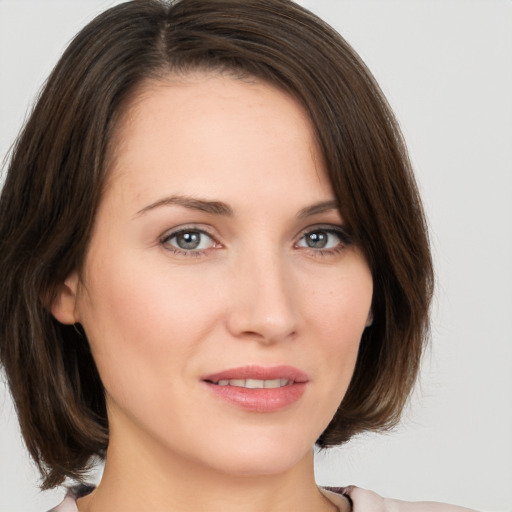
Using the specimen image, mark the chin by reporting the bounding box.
[197,432,315,478]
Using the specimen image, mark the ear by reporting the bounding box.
[365,308,374,327]
[51,273,80,325]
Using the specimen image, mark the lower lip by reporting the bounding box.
[204,382,307,412]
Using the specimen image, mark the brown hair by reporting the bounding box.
[0,0,433,489]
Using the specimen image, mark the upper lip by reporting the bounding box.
[203,365,309,384]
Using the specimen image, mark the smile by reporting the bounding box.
[202,366,308,412]
[215,378,291,388]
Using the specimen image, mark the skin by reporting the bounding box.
[53,72,372,512]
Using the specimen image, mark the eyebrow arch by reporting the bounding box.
[136,195,233,217]
[297,199,340,218]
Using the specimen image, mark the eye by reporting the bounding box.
[160,228,217,253]
[296,227,351,252]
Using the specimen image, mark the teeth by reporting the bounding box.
[264,379,281,389]
[215,378,290,388]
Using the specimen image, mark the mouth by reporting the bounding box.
[202,365,308,412]
[213,378,292,389]
[203,364,308,386]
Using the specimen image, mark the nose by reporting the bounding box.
[226,249,298,344]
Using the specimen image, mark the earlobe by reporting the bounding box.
[51,273,80,325]
[365,309,374,327]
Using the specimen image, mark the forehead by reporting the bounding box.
[103,72,331,207]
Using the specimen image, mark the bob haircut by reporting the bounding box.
[0,0,433,489]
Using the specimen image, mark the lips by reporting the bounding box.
[202,365,308,412]
[216,378,290,388]
[203,365,308,383]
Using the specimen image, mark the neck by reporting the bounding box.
[77,416,340,512]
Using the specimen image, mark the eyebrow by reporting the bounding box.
[136,195,233,216]
[136,195,339,218]
[297,199,340,218]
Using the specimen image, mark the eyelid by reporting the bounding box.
[159,224,222,255]
[297,223,352,242]
[294,224,353,253]
[157,222,351,257]
[159,223,217,240]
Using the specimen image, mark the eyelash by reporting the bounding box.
[295,226,352,257]
[159,227,219,258]
[159,225,352,258]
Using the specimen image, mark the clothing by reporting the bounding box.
[48,485,477,511]
[321,487,477,512]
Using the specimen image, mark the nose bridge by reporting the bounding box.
[227,241,297,343]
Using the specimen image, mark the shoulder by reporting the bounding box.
[322,486,478,512]
[47,485,94,512]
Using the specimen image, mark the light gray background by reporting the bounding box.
[1,1,511,511]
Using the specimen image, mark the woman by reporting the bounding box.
[0,1,477,511]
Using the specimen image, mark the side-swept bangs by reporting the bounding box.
[0,0,433,488]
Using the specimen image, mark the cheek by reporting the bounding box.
[304,263,372,339]
[303,264,372,384]
[81,249,217,334]
[75,253,222,395]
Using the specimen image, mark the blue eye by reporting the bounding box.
[297,228,350,251]
[161,229,215,252]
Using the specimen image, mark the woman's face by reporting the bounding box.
[63,73,373,477]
